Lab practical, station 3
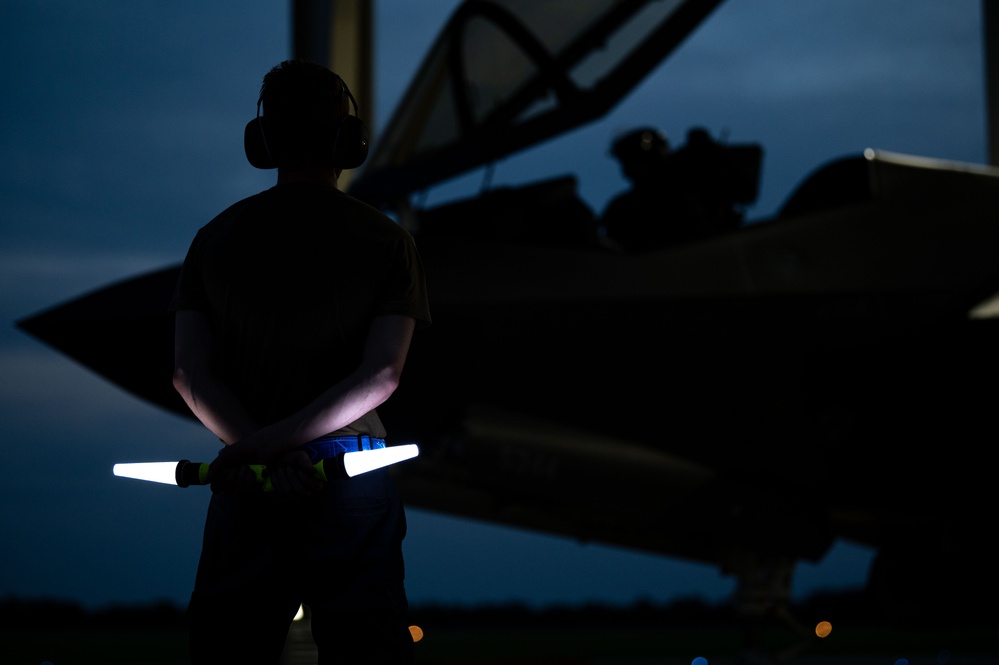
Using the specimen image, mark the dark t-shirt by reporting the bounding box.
[170,182,431,437]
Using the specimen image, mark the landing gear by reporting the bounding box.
[727,555,818,664]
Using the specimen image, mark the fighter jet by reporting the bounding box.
[18,0,999,636]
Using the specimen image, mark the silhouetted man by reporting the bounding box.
[601,126,712,251]
[170,59,430,664]
[601,126,753,251]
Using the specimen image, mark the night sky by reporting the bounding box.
[0,0,988,611]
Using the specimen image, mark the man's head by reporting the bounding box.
[244,60,368,171]
[610,127,669,183]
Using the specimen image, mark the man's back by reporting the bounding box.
[176,181,426,431]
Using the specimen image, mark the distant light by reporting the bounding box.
[969,290,999,318]
[343,444,419,477]
[815,621,832,638]
[113,462,177,485]
[409,625,424,642]
[894,659,909,665]
[294,604,305,621]
[691,657,708,665]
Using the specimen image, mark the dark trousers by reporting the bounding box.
[187,468,415,665]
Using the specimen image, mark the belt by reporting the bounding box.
[300,434,386,462]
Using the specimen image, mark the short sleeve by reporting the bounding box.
[375,232,431,327]
[168,230,210,314]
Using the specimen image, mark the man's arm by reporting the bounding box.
[173,309,259,445]
[208,313,417,471]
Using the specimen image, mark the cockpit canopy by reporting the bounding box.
[349,0,725,208]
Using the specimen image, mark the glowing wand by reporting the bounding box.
[113,444,419,491]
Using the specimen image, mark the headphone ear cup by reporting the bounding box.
[245,110,367,169]
[244,118,277,169]
[333,115,369,170]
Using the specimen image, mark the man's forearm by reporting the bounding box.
[173,364,258,446]
[237,315,414,453]
[265,364,401,448]
[173,310,259,446]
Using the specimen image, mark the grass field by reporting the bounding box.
[3,623,995,665]
[2,596,995,665]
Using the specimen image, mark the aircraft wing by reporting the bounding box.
[350,0,724,206]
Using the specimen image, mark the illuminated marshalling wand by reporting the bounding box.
[113,444,419,491]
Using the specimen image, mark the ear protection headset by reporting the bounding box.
[243,72,369,170]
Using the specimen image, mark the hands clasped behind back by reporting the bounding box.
[208,439,325,496]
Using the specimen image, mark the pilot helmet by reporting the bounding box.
[610,127,670,166]
[611,127,669,180]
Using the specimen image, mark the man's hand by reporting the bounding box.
[209,463,262,494]
[206,439,323,495]
[206,441,269,493]
[268,450,325,496]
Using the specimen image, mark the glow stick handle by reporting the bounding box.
[176,459,326,491]
[172,444,418,490]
